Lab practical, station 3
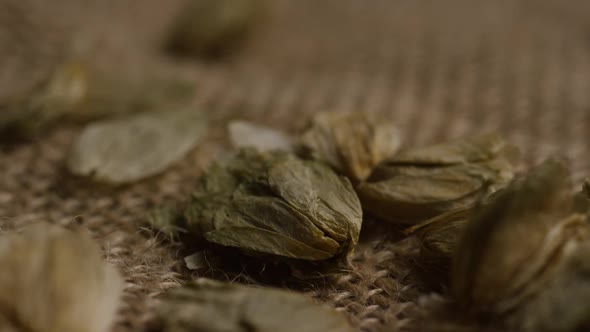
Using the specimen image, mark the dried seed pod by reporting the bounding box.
[149,278,354,332]
[0,62,87,139]
[298,111,402,183]
[165,0,265,58]
[67,109,207,184]
[0,223,123,332]
[357,135,516,225]
[452,158,590,331]
[228,120,293,152]
[160,148,362,263]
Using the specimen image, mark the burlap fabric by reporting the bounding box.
[1,0,589,331]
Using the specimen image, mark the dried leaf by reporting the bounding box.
[228,120,293,152]
[67,109,207,184]
[165,0,265,58]
[151,278,354,332]
[0,223,123,332]
[298,111,402,182]
[358,135,516,225]
[452,158,590,331]
[163,148,362,264]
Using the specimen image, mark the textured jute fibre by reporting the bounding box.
[0,0,589,331]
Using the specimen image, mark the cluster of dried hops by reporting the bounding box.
[149,110,590,331]
[147,111,518,330]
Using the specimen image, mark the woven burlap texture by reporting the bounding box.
[1,0,589,331]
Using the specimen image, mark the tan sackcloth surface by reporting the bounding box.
[1,0,589,331]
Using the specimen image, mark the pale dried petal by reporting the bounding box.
[228,120,293,152]
[67,109,207,184]
[151,278,354,332]
[0,223,123,332]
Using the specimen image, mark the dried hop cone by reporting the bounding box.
[165,0,265,58]
[452,158,590,332]
[357,134,517,225]
[149,278,354,332]
[0,223,123,332]
[161,148,362,263]
[298,111,402,183]
[0,62,87,139]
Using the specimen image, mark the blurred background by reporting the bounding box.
[2,0,589,174]
[1,0,589,330]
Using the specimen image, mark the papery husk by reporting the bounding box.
[67,108,207,184]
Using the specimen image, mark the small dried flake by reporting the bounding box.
[0,62,87,139]
[357,135,516,225]
[165,0,265,58]
[0,223,123,332]
[67,109,207,184]
[151,279,355,332]
[161,148,362,263]
[298,111,402,183]
[184,251,207,270]
[228,120,293,152]
[452,158,590,331]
